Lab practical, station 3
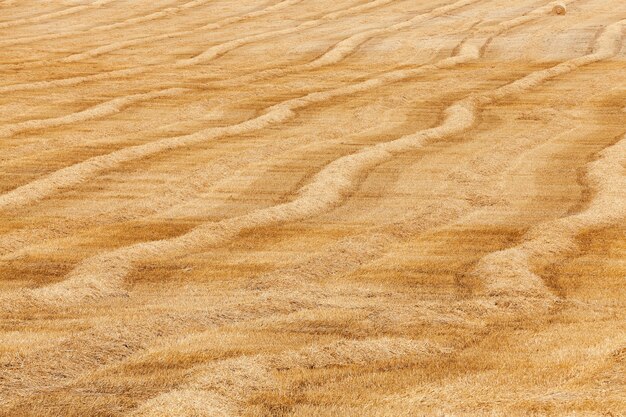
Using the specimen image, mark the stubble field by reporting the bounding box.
[0,0,625,416]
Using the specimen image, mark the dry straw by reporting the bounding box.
[0,0,114,30]
[132,338,442,416]
[475,132,626,299]
[5,1,615,312]
[0,1,567,212]
[0,89,185,138]
[60,0,304,62]
[552,2,567,15]
[0,0,384,92]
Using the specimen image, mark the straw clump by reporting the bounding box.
[552,2,567,15]
[1,1,625,415]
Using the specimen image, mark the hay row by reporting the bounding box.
[0,204,478,400]
[0,1,560,212]
[0,88,185,138]
[0,2,602,311]
[131,337,442,416]
[0,0,480,163]
[173,0,398,67]
[0,0,217,46]
[3,0,389,68]
[0,0,400,93]
[60,0,304,63]
[0,0,114,30]
[474,130,626,298]
[212,0,482,90]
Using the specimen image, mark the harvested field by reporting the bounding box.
[0,0,625,416]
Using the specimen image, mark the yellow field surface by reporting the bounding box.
[0,0,624,415]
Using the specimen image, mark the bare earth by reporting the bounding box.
[0,0,625,416]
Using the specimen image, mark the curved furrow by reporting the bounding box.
[0,3,481,164]
[0,205,472,403]
[0,14,482,258]
[0,88,186,138]
[130,337,444,416]
[172,0,400,67]
[0,1,58,16]
[7,97,616,404]
[10,121,613,409]
[0,79,443,256]
[0,65,151,94]
[0,0,300,64]
[211,0,482,88]
[59,0,305,63]
[0,0,479,162]
[0,2,561,213]
[0,0,214,46]
[130,170,615,416]
[0,1,591,311]
[300,0,480,69]
[473,130,626,299]
[1,3,624,415]
[0,119,390,256]
[0,0,398,93]
[0,0,115,30]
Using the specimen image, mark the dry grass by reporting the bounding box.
[0,0,625,416]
